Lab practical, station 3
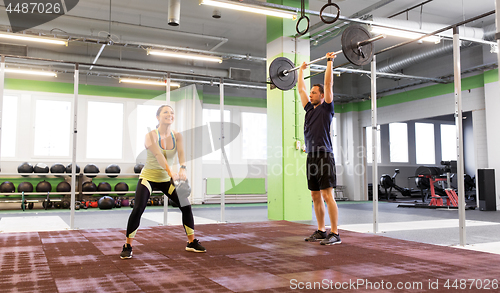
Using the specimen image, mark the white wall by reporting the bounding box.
[484,81,500,210]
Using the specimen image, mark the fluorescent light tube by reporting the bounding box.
[200,0,297,20]
[5,68,57,77]
[371,27,441,43]
[0,31,68,45]
[119,78,181,87]
[147,49,223,63]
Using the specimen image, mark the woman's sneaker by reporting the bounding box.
[320,232,342,245]
[305,230,327,242]
[186,239,206,253]
[120,244,133,259]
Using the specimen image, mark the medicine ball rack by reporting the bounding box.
[0,172,169,211]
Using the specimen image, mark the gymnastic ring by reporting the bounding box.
[319,2,340,24]
[296,15,310,36]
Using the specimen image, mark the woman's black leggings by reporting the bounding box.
[126,178,195,238]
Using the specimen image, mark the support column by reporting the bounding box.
[267,0,310,221]
[371,56,378,234]
[453,27,466,246]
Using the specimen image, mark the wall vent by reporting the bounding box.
[0,43,28,56]
[229,67,251,81]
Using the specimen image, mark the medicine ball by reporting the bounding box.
[134,163,144,174]
[82,181,97,195]
[65,163,81,174]
[18,162,34,174]
[62,200,70,209]
[56,181,71,193]
[105,164,121,178]
[36,181,52,192]
[121,198,130,207]
[98,196,114,209]
[97,182,112,196]
[34,163,49,173]
[114,182,129,196]
[54,201,62,209]
[50,163,66,174]
[0,181,15,193]
[84,164,100,178]
[18,182,34,193]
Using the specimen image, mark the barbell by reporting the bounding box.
[269,24,385,91]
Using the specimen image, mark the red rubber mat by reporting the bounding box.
[1,221,499,292]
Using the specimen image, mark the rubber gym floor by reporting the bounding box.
[1,202,499,292]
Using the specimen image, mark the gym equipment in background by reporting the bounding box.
[379,169,412,200]
[50,163,66,174]
[134,163,144,174]
[82,181,97,196]
[84,164,100,177]
[34,163,49,173]
[18,182,34,193]
[65,163,80,174]
[105,164,121,178]
[56,181,71,193]
[36,181,52,192]
[18,162,34,174]
[97,182,112,196]
[1,181,16,193]
[115,182,129,196]
[477,169,496,211]
[98,196,115,209]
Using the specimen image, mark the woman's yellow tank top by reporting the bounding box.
[139,129,177,182]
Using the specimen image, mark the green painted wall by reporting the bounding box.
[206,178,266,195]
[267,4,311,221]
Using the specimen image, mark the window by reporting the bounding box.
[1,96,18,157]
[331,117,338,158]
[415,122,435,164]
[441,124,457,161]
[365,126,381,163]
[202,108,230,161]
[34,99,71,157]
[86,101,123,159]
[136,104,161,158]
[389,122,409,162]
[241,112,267,160]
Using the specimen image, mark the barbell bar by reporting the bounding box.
[269,24,386,91]
[283,34,385,76]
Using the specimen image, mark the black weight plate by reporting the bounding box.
[269,57,297,91]
[341,25,374,66]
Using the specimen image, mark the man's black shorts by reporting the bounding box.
[306,152,336,191]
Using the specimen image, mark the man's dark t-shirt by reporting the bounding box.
[304,101,334,153]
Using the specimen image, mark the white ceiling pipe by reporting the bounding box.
[168,0,181,26]
[371,17,485,40]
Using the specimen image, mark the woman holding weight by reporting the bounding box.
[120,104,206,259]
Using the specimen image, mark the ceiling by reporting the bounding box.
[0,0,497,103]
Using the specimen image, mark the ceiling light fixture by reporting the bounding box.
[371,26,440,43]
[199,0,297,20]
[5,68,57,77]
[147,49,223,63]
[0,31,68,45]
[119,78,181,87]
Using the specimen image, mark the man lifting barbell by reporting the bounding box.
[299,52,341,245]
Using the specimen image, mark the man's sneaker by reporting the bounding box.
[186,239,206,253]
[320,232,342,245]
[120,244,133,259]
[305,230,327,242]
